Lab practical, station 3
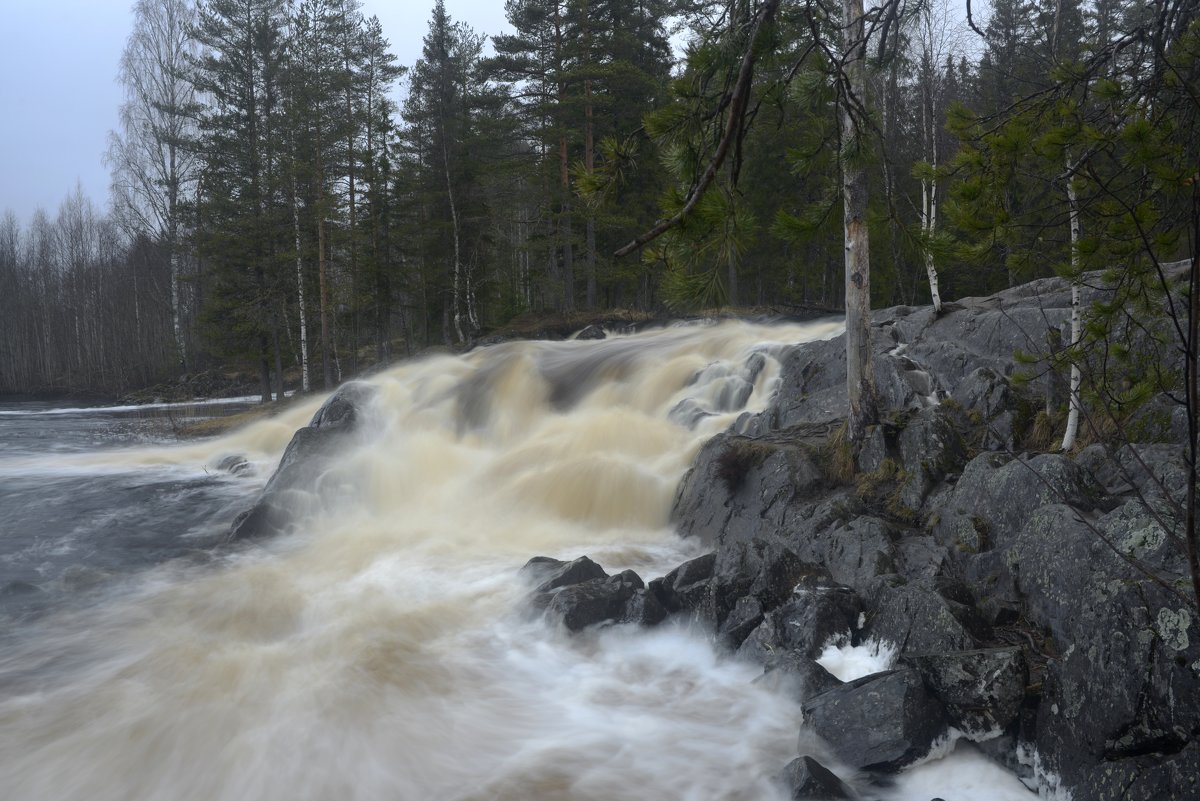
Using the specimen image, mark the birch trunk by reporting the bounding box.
[1060,161,1083,450]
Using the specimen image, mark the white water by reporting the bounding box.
[0,320,1032,801]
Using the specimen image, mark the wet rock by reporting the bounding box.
[801,668,949,772]
[620,586,669,627]
[1074,741,1200,801]
[521,555,608,592]
[738,581,863,665]
[777,756,855,800]
[544,569,645,631]
[575,324,606,340]
[229,381,375,541]
[215,454,252,475]
[786,510,898,597]
[905,647,1027,740]
[672,434,824,545]
[652,552,716,614]
[718,596,764,650]
[755,651,844,702]
[863,580,983,655]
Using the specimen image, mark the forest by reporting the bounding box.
[0,0,1195,401]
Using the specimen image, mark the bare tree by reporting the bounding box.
[106,0,200,370]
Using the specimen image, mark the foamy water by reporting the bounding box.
[0,320,1032,801]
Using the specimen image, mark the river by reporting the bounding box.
[0,321,1035,801]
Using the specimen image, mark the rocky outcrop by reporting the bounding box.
[521,556,667,630]
[657,274,1197,796]
[228,382,375,541]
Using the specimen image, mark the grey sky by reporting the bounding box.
[0,0,985,228]
[0,0,511,227]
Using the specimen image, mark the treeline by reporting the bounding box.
[0,0,1192,398]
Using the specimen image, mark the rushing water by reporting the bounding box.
[0,321,1035,801]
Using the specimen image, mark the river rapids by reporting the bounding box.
[0,320,1035,801]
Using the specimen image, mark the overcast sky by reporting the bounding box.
[0,0,984,228]
[0,0,512,227]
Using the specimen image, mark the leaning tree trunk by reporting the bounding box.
[841,0,877,443]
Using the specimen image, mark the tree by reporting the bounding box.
[107,0,200,369]
[191,0,290,401]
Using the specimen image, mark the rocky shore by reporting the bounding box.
[520,275,1198,799]
[236,273,1198,800]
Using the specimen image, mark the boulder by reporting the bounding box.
[862,579,984,655]
[543,569,645,632]
[755,651,844,702]
[738,581,863,665]
[905,647,1027,740]
[520,555,608,593]
[575,324,606,340]
[229,382,375,540]
[776,756,855,800]
[801,668,949,772]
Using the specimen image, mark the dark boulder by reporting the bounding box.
[738,582,863,665]
[229,382,375,541]
[863,579,985,655]
[651,552,717,615]
[905,647,1027,740]
[543,569,645,631]
[801,668,949,772]
[755,651,844,702]
[672,434,824,545]
[520,555,607,593]
[575,324,606,340]
[776,756,855,800]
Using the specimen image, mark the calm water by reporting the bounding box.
[0,324,1034,801]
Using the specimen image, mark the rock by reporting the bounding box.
[785,510,899,597]
[951,367,1017,451]
[718,596,764,650]
[755,651,844,702]
[801,668,949,772]
[652,552,717,614]
[776,756,855,800]
[738,581,863,665]
[544,569,645,632]
[521,555,608,593]
[672,433,825,545]
[863,580,983,655]
[905,648,1027,740]
[229,382,375,541]
[575,324,606,340]
[895,406,967,513]
[621,586,669,627]
[215,454,252,475]
[1074,741,1200,801]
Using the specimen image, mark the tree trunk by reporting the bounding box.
[1060,160,1083,450]
[842,0,877,443]
[318,210,333,390]
[290,141,310,393]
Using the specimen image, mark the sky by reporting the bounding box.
[0,0,985,228]
[0,0,512,227]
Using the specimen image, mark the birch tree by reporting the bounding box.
[107,0,200,369]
